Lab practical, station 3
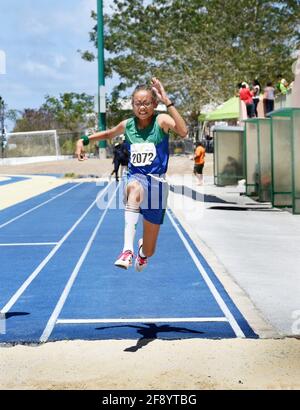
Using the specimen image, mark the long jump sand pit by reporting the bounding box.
[0,338,300,390]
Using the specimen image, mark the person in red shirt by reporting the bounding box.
[239,83,255,118]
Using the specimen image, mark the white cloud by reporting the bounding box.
[23,60,65,80]
[1,0,120,115]
[24,18,50,35]
[45,0,97,33]
[53,54,67,69]
[1,82,31,95]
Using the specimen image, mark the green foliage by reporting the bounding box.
[14,93,96,132]
[64,172,77,178]
[13,108,57,132]
[81,0,300,121]
[0,96,19,127]
[106,90,131,128]
[42,93,95,131]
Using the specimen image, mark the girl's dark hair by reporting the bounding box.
[253,79,261,88]
[267,81,273,87]
[132,84,157,101]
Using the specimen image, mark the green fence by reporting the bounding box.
[213,126,245,186]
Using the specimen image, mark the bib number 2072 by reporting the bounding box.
[130,143,156,167]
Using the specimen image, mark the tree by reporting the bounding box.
[80,0,300,121]
[13,92,96,132]
[106,90,131,128]
[41,93,95,131]
[0,96,19,126]
[13,108,57,132]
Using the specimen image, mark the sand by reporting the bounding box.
[0,339,299,390]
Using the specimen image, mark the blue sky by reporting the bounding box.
[0,0,116,130]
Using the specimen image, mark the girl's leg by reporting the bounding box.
[135,218,160,272]
[142,218,161,257]
[135,177,168,272]
[114,180,144,269]
[123,181,143,252]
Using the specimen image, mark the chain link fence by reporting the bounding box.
[3,131,198,160]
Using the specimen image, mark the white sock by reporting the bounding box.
[123,205,140,252]
[139,245,146,258]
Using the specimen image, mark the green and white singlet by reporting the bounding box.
[124,114,169,225]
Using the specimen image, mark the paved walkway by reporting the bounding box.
[168,175,300,337]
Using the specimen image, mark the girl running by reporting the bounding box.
[76,78,188,271]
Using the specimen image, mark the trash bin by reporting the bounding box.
[244,118,272,201]
[268,108,300,213]
[213,126,245,186]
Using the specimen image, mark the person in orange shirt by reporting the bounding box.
[193,141,206,185]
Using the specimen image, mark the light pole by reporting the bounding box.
[97,0,107,159]
[0,96,5,159]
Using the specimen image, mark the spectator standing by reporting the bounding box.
[111,141,129,182]
[205,133,213,153]
[252,79,261,117]
[264,82,275,116]
[111,142,122,182]
[239,83,255,118]
[276,74,289,95]
[119,139,130,177]
[193,141,206,185]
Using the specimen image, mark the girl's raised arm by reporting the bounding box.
[151,78,188,138]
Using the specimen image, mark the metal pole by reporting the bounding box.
[97,0,107,159]
[0,97,5,159]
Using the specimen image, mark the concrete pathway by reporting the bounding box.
[168,175,300,337]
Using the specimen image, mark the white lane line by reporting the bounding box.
[0,182,83,229]
[0,242,57,246]
[57,317,228,324]
[166,209,245,338]
[0,182,113,315]
[40,184,119,342]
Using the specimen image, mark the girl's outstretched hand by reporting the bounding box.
[75,139,88,161]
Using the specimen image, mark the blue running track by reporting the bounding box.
[0,180,258,343]
[0,176,31,186]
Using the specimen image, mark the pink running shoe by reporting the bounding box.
[114,250,133,269]
[135,239,148,272]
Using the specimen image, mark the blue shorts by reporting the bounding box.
[125,173,169,225]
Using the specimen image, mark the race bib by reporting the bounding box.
[130,143,157,166]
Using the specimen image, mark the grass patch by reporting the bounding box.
[64,172,77,178]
